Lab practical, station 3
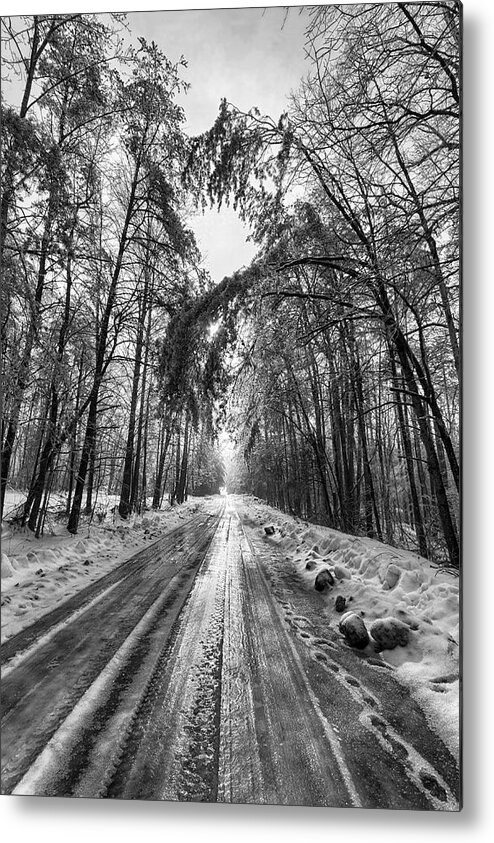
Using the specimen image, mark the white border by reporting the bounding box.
[1,1,493,840]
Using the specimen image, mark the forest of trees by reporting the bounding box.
[1,4,460,569]
[0,13,225,536]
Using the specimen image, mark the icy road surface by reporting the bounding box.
[1,498,460,808]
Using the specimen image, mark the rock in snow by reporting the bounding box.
[264,525,276,536]
[339,611,370,649]
[314,568,335,591]
[335,595,347,613]
[370,617,410,650]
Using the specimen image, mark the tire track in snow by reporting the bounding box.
[236,499,460,810]
[1,511,216,668]
[217,513,265,804]
[105,509,232,801]
[232,513,362,808]
[274,585,459,809]
[2,497,460,808]
[1,508,222,794]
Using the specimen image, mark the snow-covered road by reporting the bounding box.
[1,497,460,809]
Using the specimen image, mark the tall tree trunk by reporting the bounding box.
[389,347,428,557]
[67,396,98,534]
[66,350,84,515]
[84,439,97,516]
[68,150,143,534]
[130,298,152,513]
[152,424,172,509]
[348,334,382,541]
[23,230,75,530]
[170,428,181,506]
[140,381,152,511]
[175,418,190,505]
[119,298,145,519]
[24,388,59,534]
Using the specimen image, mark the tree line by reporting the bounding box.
[185,2,460,569]
[1,13,224,536]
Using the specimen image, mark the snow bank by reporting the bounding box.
[1,493,211,642]
[238,495,460,759]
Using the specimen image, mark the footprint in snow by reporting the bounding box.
[367,657,393,670]
[313,637,336,650]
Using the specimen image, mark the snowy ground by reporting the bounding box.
[1,491,460,762]
[236,495,460,762]
[1,491,215,642]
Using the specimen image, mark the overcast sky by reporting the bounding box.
[129,7,308,136]
[3,2,310,284]
[128,5,309,282]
